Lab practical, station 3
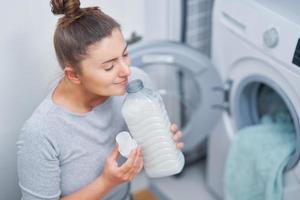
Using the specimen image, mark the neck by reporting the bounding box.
[53,78,109,113]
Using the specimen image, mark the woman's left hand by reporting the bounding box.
[170,123,184,149]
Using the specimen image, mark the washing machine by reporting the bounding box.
[207,0,300,199]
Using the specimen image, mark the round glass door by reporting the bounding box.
[141,63,201,130]
[233,77,299,170]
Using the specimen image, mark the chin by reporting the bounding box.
[108,84,127,96]
[112,88,126,96]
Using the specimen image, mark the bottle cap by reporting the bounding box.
[127,79,144,93]
[115,131,137,157]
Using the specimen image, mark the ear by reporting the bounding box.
[64,66,81,84]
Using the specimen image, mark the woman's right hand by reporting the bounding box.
[101,145,143,188]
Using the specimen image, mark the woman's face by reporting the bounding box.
[79,28,131,97]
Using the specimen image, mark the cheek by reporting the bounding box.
[93,74,114,88]
[82,72,110,89]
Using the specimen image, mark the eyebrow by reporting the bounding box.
[102,44,128,64]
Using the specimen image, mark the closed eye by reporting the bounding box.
[104,65,114,71]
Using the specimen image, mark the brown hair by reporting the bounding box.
[50,0,120,72]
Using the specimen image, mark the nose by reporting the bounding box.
[119,59,131,77]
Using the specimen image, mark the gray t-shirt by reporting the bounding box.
[17,67,153,200]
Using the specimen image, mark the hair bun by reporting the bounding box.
[50,0,81,17]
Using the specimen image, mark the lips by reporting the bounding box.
[115,79,128,85]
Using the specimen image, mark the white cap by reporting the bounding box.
[115,131,138,157]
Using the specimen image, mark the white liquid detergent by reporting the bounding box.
[121,79,185,178]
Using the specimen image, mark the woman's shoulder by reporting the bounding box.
[17,99,61,158]
[19,98,62,141]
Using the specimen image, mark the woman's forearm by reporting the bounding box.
[61,175,114,200]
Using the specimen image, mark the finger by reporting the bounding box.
[176,142,184,149]
[136,158,144,173]
[119,148,139,173]
[170,123,177,133]
[128,147,142,171]
[126,153,143,179]
[172,131,183,142]
[124,147,142,175]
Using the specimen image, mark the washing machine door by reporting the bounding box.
[129,41,223,155]
[228,59,300,170]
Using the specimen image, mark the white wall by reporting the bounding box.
[96,0,146,40]
[0,1,59,199]
[97,0,181,42]
[143,0,182,41]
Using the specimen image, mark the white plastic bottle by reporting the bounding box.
[121,79,185,178]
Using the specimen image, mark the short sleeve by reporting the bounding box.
[17,125,61,200]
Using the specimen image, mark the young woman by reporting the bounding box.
[17,0,183,200]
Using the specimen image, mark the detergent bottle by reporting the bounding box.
[121,79,185,178]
